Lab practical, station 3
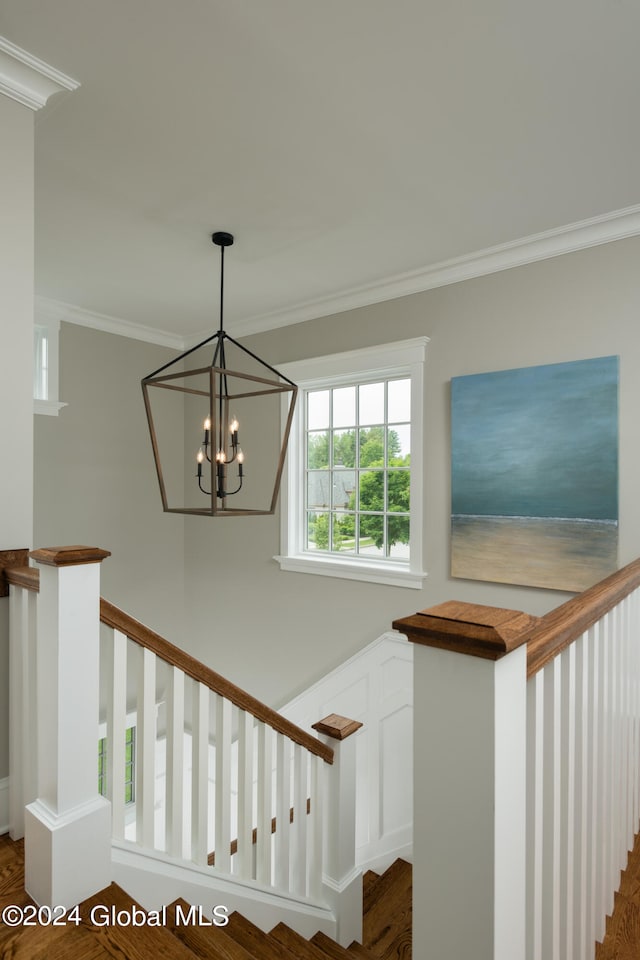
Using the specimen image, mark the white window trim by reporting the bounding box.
[275,337,429,589]
[34,316,67,416]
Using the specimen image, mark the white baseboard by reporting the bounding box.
[357,841,413,875]
[0,777,9,834]
[282,631,414,874]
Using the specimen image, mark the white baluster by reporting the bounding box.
[166,664,185,857]
[136,645,156,848]
[291,743,308,896]
[619,597,631,870]
[105,627,127,840]
[541,656,562,960]
[256,721,273,886]
[605,609,616,918]
[632,590,640,836]
[8,584,27,839]
[625,595,634,846]
[589,622,606,943]
[308,754,324,902]
[191,680,209,866]
[598,614,612,935]
[632,587,639,817]
[236,709,255,879]
[559,644,576,960]
[586,622,599,954]
[573,631,589,960]
[23,589,38,811]
[274,733,291,891]
[214,693,232,873]
[527,669,544,960]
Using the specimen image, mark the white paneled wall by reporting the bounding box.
[281,631,413,870]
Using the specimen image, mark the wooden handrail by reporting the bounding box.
[525,557,640,678]
[4,566,39,592]
[4,566,333,765]
[100,599,333,764]
[395,557,640,681]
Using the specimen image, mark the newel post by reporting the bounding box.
[24,545,112,909]
[312,713,363,948]
[393,602,537,960]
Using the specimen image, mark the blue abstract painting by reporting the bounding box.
[451,356,619,591]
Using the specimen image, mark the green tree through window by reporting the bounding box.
[305,381,411,559]
[98,727,136,804]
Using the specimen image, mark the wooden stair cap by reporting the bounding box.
[393,600,541,661]
[30,545,111,566]
[312,714,363,740]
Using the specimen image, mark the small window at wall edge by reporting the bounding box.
[274,336,429,589]
[34,316,67,416]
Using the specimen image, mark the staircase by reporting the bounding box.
[6,550,365,943]
[0,834,411,959]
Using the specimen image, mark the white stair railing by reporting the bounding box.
[396,558,640,960]
[6,545,362,946]
[98,599,339,898]
[525,581,640,960]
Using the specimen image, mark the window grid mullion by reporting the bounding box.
[329,388,334,552]
[355,385,360,556]
[383,381,389,558]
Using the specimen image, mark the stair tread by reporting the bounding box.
[363,859,412,957]
[362,870,380,914]
[0,902,106,960]
[226,911,299,960]
[365,859,412,913]
[167,899,256,960]
[80,883,200,960]
[0,833,412,960]
[346,943,377,958]
[0,836,27,906]
[270,922,333,959]
[311,930,375,959]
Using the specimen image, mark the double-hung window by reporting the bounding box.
[276,337,428,588]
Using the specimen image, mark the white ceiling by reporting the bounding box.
[2,0,640,341]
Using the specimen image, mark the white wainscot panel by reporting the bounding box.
[280,632,413,871]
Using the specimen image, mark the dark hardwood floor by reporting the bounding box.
[0,834,411,959]
[597,830,640,960]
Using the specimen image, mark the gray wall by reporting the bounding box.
[0,96,35,781]
[34,324,185,640]
[184,236,640,707]
[32,236,640,719]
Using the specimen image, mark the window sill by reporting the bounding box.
[34,399,68,417]
[274,553,427,589]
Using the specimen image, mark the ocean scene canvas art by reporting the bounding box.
[451,356,619,592]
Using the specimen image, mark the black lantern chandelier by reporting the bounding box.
[142,232,297,516]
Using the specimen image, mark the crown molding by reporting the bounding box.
[35,296,185,350]
[36,202,640,347]
[229,202,640,337]
[0,36,79,111]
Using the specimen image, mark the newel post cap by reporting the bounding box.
[312,714,363,741]
[393,600,541,661]
[29,545,111,567]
